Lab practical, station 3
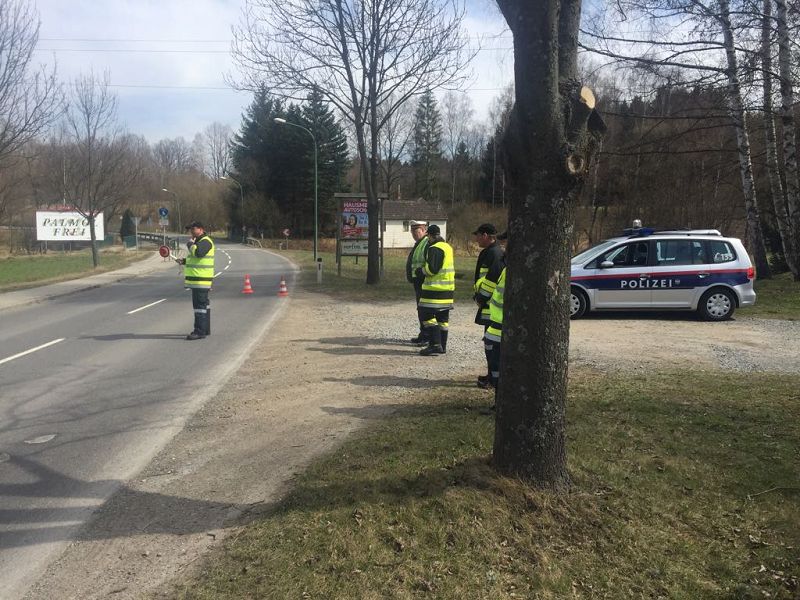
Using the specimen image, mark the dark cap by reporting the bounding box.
[427,224,441,236]
[497,231,508,240]
[185,221,204,230]
[472,223,497,236]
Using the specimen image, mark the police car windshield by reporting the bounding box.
[571,239,619,266]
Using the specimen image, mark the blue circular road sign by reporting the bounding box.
[158,207,169,217]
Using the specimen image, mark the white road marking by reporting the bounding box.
[24,434,56,445]
[127,298,167,314]
[0,338,65,366]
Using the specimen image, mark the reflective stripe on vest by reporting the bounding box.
[484,268,505,342]
[419,241,455,309]
[184,235,215,289]
[411,237,428,272]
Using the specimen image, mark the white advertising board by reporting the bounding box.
[36,211,104,241]
[340,239,369,256]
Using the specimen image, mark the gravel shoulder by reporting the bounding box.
[23,296,799,599]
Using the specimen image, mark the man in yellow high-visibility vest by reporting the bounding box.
[178,221,215,340]
[405,220,429,345]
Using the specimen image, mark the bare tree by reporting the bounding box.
[775,0,800,279]
[441,91,474,205]
[378,96,414,200]
[152,137,195,181]
[493,0,605,489]
[60,72,143,267]
[232,0,472,283]
[0,0,61,220]
[201,122,233,180]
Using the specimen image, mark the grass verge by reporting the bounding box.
[0,248,150,290]
[172,369,800,599]
[281,248,478,304]
[750,273,800,320]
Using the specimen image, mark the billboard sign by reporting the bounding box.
[36,211,104,241]
[340,199,368,239]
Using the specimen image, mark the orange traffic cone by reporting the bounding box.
[242,274,254,294]
[277,276,289,297]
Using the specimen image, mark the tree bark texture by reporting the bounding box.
[775,0,800,280]
[493,0,600,490]
[761,0,797,278]
[719,0,771,278]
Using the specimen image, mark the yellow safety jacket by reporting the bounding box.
[484,268,505,342]
[419,241,455,310]
[184,234,215,289]
[411,237,428,272]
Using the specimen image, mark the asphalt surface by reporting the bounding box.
[0,244,295,599]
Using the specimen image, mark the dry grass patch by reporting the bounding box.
[171,370,800,599]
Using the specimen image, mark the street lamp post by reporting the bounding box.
[220,174,245,243]
[274,117,318,261]
[160,188,182,233]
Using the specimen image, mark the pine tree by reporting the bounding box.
[120,208,136,239]
[411,89,443,201]
[301,90,350,233]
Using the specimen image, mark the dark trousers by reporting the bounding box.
[191,288,210,335]
[485,338,501,386]
[413,282,424,334]
[418,307,450,349]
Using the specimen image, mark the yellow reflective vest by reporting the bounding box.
[419,241,455,310]
[484,267,505,342]
[184,234,215,289]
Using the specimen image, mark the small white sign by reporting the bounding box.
[159,216,169,227]
[36,211,104,241]
[341,239,369,256]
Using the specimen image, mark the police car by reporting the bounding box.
[570,226,756,320]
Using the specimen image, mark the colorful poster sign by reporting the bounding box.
[341,199,368,239]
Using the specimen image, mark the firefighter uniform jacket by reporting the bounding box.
[417,241,455,310]
[473,242,505,325]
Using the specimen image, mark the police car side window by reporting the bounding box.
[656,240,704,266]
[708,240,736,263]
[602,244,631,267]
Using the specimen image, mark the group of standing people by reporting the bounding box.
[405,220,507,389]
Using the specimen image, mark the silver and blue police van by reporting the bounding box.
[570,226,756,320]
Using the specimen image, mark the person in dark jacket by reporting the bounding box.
[405,220,429,344]
[472,223,505,387]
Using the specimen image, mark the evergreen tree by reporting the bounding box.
[411,89,443,201]
[120,208,136,239]
[300,90,350,234]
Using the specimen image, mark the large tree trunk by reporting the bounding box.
[761,0,797,277]
[775,0,800,280]
[719,0,771,278]
[493,0,600,490]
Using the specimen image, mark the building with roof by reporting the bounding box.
[381,198,448,248]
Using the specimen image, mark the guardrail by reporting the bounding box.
[137,232,179,250]
[245,237,263,248]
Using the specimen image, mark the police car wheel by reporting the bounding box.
[699,288,735,321]
[570,288,588,319]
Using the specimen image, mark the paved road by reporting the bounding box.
[0,244,294,599]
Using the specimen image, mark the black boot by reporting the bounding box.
[420,327,444,356]
[187,313,208,340]
[205,306,211,336]
[440,329,448,353]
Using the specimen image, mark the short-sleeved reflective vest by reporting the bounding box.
[184,235,215,289]
[484,267,505,342]
[411,236,429,272]
[419,241,455,310]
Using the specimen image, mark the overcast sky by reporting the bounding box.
[33,0,514,144]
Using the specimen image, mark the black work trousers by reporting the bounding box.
[191,288,211,335]
[417,307,450,349]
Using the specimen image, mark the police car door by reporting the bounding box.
[592,240,653,309]
[650,239,704,308]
